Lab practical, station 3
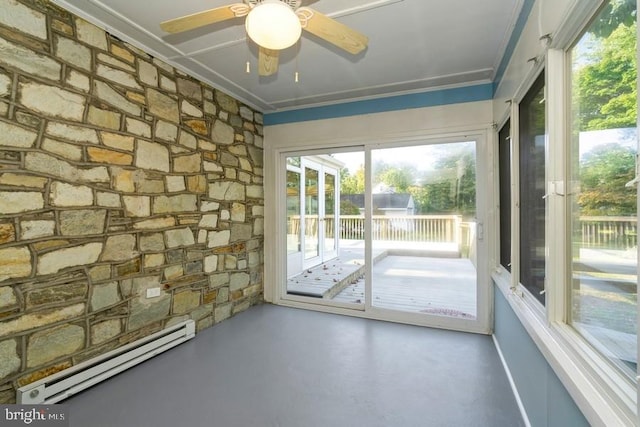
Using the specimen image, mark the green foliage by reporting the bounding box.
[572,1,637,217]
[421,148,476,215]
[578,144,636,215]
[407,185,430,214]
[340,166,365,194]
[340,199,361,215]
[574,11,637,131]
[340,147,477,216]
[590,0,636,38]
[377,167,414,192]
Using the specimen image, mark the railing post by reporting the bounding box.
[454,215,461,247]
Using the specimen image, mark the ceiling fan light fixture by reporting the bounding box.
[245,0,302,50]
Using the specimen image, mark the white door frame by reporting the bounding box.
[286,165,303,278]
[285,156,342,276]
[265,126,494,334]
[361,137,489,333]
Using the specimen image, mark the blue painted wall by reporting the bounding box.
[494,287,589,427]
[264,84,494,125]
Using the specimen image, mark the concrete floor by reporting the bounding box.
[66,305,524,427]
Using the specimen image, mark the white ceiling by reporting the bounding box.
[54,0,524,113]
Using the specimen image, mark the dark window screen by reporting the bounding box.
[519,72,546,305]
[498,119,511,272]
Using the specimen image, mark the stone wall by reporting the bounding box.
[0,0,264,403]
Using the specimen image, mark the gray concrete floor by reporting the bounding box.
[66,304,524,427]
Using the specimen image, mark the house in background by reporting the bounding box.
[340,193,416,216]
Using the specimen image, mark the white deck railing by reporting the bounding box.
[289,215,466,244]
[287,215,638,250]
[579,216,637,249]
[338,215,462,243]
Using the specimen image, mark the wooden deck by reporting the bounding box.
[287,243,637,359]
[286,245,385,299]
[333,255,477,318]
[287,240,477,318]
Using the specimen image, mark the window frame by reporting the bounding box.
[492,1,639,424]
[518,71,547,305]
[498,119,512,273]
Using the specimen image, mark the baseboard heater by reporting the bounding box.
[17,319,196,404]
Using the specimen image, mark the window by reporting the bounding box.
[568,1,638,378]
[287,157,302,256]
[519,73,546,304]
[304,166,319,260]
[493,1,638,422]
[286,169,301,255]
[498,119,511,272]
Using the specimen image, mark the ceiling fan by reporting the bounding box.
[160,0,368,76]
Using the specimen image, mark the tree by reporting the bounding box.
[407,147,477,216]
[424,148,476,215]
[590,0,636,38]
[407,185,430,214]
[377,167,415,192]
[572,1,637,217]
[340,199,361,215]
[338,146,476,216]
[340,165,365,194]
[578,143,636,215]
[574,9,637,131]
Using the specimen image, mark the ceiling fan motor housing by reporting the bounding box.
[245,0,303,50]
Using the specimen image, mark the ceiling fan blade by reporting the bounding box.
[258,47,279,76]
[297,7,368,55]
[160,3,249,34]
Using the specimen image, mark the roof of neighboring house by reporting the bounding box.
[341,194,413,210]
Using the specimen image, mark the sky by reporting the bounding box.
[579,127,637,158]
[331,128,638,173]
[332,141,475,174]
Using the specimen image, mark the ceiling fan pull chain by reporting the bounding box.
[245,37,252,75]
[294,37,300,83]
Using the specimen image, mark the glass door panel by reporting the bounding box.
[286,152,365,308]
[304,166,320,262]
[282,144,484,326]
[324,171,338,259]
[286,167,302,278]
[370,142,478,318]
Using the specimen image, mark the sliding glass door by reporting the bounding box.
[285,153,361,305]
[280,139,488,331]
[369,141,479,319]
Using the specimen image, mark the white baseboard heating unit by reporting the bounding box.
[17,319,196,404]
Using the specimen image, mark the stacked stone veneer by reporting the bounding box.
[0,0,264,403]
